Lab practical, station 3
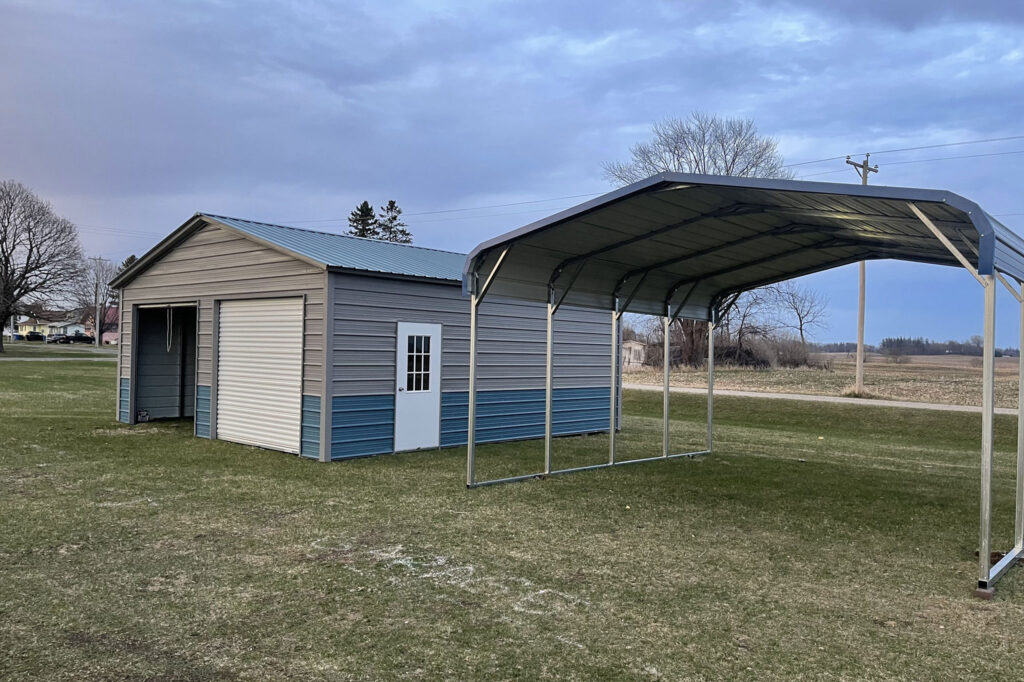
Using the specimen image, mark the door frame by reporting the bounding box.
[129,301,199,424]
[393,321,443,452]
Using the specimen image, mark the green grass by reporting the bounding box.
[3,360,1024,679]
[0,340,117,359]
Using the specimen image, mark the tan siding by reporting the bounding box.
[120,223,325,396]
[119,305,131,378]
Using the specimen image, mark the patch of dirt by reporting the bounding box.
[65,630,238,681]
[307,535,589,618]
[93,426,177,436]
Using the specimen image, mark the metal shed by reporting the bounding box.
[111,213,615,461]
[462,173,1024,595]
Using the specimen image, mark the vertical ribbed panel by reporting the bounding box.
[440,387,609,447]
[195,386,211,437]
[118,378,130,423]
[216,298,303,453]
[331,395,394,460]
[301,395,321,459]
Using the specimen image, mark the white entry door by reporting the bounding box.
[394,322,442,451]
[216,298,303,453]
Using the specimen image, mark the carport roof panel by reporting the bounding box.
[463,173,1024,318]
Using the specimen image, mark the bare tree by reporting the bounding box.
[72,256,118,346]
[603,112,793,185]
[768,281,828,345]
[602,112,794,366]
[0,180,82,352]
[721,289,776,344]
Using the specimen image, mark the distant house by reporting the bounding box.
[623,339,646,368]
[17,315,62,336]
[101,307,119,344]
[81,307,120,343]
[49,315,86,336]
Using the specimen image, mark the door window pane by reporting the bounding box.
[404,334,432,393]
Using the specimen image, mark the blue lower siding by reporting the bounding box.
[441,387,611,447]
[195,385,211,437]
[331,395,394,460]
[328,388,611,460]
[118,378,130,423]
[301,395,321,459]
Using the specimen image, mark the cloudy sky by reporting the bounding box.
[2,0,1023,343]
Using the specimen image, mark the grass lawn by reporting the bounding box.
[3,360,1024,679]
[1,340,118,359]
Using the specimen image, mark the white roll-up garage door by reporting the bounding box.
[216,298,303,453]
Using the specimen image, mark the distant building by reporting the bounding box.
[623,339,646,368]
[17,315,62,336]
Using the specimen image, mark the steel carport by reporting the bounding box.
[462,172,1024,595]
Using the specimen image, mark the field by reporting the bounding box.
[626,353,1022,408]
[4,359,1024,679]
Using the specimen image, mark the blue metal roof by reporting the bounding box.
[203,213,465,282]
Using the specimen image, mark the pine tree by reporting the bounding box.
[346,201,379,239]
[377,200,412,244]
[119,254,137,272]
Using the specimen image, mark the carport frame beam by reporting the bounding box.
[908,202,1024,594]
[466,246,511,488]
[468,283,713,489]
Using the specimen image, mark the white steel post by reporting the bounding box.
[1017,283,1024,550]
[707,319,715,450]
[663,314,670,458]
[979,275,996,586]
[466,293,479,487]
[544,299,554,474]
[609,305,618,465]
[855,261,866,394]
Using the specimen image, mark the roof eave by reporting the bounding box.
[326,265,461,287]
[109,214,209,288]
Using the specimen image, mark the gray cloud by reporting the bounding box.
[0,0,1021,265]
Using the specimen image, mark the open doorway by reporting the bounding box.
[133,305,197,423]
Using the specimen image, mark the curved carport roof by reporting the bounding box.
[464,173,1024,319]
[462,173,1024,595]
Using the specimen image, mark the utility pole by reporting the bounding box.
[89,256,107,348]
[846,154,878,394]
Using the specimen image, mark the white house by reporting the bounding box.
[622,339,646,368]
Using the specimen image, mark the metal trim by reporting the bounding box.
[468,449,711,488]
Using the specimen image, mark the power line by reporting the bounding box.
[784,134,1024,169]
[796,149,1024,179]
[73,137,1024,237]
[280,136,1024,225]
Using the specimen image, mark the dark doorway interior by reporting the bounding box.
[134,306,197,421]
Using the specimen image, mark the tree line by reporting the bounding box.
[878,336,1018,358]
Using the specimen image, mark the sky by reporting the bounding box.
[2,0,1023,344]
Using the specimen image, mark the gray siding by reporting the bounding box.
[329,273,612,396]
[119,222,325,399]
